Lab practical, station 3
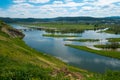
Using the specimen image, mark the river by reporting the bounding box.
[11,24,120,73]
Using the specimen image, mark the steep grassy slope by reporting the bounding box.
[0,21,99,80]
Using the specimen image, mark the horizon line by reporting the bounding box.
[0,16,120,19]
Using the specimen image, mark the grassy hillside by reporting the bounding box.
[0,21,97,80]
[1,21,120,80]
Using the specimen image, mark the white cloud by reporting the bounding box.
[1,0,120,18]
[53,1,63,4]
[65,0,73,3]
[28,0,50,3]
[81,6,93,10]
[51,1,84,7]
[84,0,96,2]
[10,3,34,10]
[93,0,120,6]
[13,0,26,3]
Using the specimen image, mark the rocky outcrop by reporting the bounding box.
[0,21,24,38]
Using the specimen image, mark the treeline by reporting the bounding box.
[105,24,120,34]
[95,42,120,49]
[0,16,120,23]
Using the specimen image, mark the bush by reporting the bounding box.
[104,70,120,80]
[103,42,119,49]
[0,64,52,80]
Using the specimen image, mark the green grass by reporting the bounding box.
[107,38,120,42]
[94,45,108,48]
[23,23,96,33]
[104,24,120,34]
[43,34,80,37]
[0,21,102,80]
[31,23,94,29]
[1,21,120,80]
[64,39,99,42]
[94,44,120,48]
[103,70,120,80]
[65,44,120,59]
[104,30,115,34]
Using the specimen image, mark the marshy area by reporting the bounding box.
[11,22,120,73]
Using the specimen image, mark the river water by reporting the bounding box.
[11,24,120,73]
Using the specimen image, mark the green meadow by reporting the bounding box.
[0,21,120,80]
[24,22,96,33]
[0,21,102,80]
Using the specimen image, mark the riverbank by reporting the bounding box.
[94,44,120,48]
[104,25,120,34]
[0,21,105,80]
[65,44,120,59]
[43,34,80,37]
[107,38,120,42]
[21,23,97,33]
[64,39,99,42]
[1,21,120,79]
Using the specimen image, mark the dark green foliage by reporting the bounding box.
[1,16,120,23]
[0,55,52,80]
[0,31,10,37]
[107,42,119,49]
[43,34,79,37]
[107,38,120,42]
[93,23,106,30]
[104,70,120,80]
[105,24,120,34]
[95,42,120,49]
[64,39,99,42]
[0,64,52,80]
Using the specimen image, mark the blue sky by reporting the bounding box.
[0,0,120,18]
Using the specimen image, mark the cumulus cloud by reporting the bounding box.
[81,6,93,11]
[84,0,97,2]
[92,0,120,6]
[53,1,64,4]
[65,0,73,3]
[13,0,26,3]
[28,0,50,3]
[1,0,120,18]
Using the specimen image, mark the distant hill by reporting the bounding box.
[106,16,120,19]
[0,16,120,23]
[0,17,17,23]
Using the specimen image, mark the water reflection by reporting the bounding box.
[11,24,120,73]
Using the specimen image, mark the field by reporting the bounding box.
[30,23,94,29]
[23,22,97,33]
[64,39,99,42]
